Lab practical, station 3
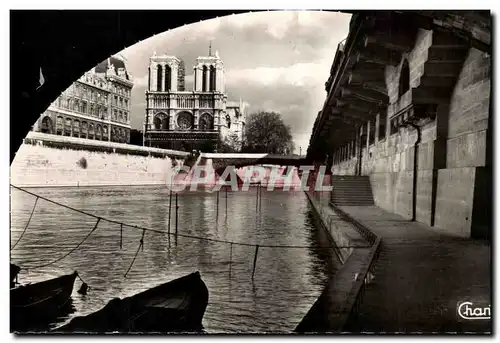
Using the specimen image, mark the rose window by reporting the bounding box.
[177,112,193,130]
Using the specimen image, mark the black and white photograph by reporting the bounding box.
[6,5,493,336]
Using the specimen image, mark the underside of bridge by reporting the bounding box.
[308,11,491,239]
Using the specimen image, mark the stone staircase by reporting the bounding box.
[331,176,374,206]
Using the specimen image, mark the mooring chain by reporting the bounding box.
[11,196,39,250]
[24,218,101,271]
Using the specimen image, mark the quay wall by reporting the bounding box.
[11,133,305,188]
[10,135,188,187]
[296,192,374,332]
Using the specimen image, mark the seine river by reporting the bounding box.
[10,186,340,333]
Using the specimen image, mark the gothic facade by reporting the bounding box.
[143,49,246,151]
[33,56,133,143]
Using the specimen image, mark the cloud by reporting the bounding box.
[133,74,149,87]
[225,59,330,87]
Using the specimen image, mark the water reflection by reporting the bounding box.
[10,186,340,333]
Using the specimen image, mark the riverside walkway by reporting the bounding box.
[338,206,491,333]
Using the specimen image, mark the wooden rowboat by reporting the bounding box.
[11,271,78,332]
[10,264,21,289]
[54,271,209,333]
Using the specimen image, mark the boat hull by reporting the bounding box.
[11,271,78,332]
[54,271,209,333]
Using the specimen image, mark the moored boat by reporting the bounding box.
[11,271,78,332]
[53,271,209,333]
[10,264,21,289]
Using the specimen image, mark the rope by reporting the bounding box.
[124,230,145,278]
[10,185,371,251]
[11,196,38,250]
[23,218,101,271]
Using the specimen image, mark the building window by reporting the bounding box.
[56,116,64,135]
[226,114,231,129]
[96,125,102,140]
[157,64,163,91]
[114,95,118,106]
[73,120,80,137]
[82,102,87,114]
[202,65,208,92]
[125,99,128,109]
[209,66,216,91]
[399,59,410,98]
[165,65,171,91]
[124,112,128,122]
[64,118,72,136]
[113,109,117,120]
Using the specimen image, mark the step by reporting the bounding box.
[332,192,373,197]
[423,61,463,77]
[419,75,457,88]
[432,30,468,48]
[332,195,374,199]
[427,47,468,62]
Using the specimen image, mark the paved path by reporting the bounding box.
[339,206,491,334]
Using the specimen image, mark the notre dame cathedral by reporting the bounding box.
[143,46,246,152]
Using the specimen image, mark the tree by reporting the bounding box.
[242,111,293,155]
[129,129,143,146]
[218,132,241,153]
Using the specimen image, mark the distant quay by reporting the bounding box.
[11,132,187,188]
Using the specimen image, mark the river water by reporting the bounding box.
[10,186,340,333]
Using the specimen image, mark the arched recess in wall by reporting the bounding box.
[226,114,231,129]
[157,64,163,91]
[56,116,64,135]
[165,65,172,91]
[209,66,216,91]
[41,116,53,134]
[81,121,88,138]
[88,123,95,139]
[64,117,72,136]
[102,125,108,141]
[199,112,214,130]
[202,65,208,91]
[73,119,80,137]
[399,59,410,98]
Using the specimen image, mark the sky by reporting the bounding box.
[116,10,352,153]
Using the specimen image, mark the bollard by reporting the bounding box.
[251,245,259,280]
[168,190,172,235]
[175,193,179,236]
